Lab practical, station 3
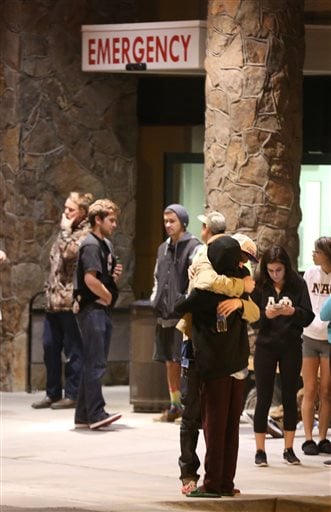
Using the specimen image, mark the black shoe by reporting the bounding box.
[318,439,331,454]
[31,396,60,409]
[323,459,331,467]
[283,448,301,465]
[50,398,76,409]
[255,449,268,467]
[302,439,319,455]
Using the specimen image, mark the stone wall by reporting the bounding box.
[0,0,138,390]
[205,0,305,263]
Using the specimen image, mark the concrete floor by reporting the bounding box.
[2,386,331,512]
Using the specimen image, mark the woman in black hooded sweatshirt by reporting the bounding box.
[251,246,314,467]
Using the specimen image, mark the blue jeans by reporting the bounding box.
[43,311,83,400]
[74,305,112,424]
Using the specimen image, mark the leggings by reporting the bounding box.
[253,342,302,432]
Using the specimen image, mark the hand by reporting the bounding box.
[0,250,7,264]
[243,275,255,294]
[217,298,242,317]
[112,263,123,282]
[60,213,74,232]
[280,305,295,316]
[265,305,284,319]
[188,264,195,280]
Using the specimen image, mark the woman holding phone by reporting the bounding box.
[251,246,314,467]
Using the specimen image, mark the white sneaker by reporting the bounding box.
[89,413,122,430]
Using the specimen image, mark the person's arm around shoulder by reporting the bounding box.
[191,253,254,297]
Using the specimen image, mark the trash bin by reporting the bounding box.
[129,300,169,412]
[27,291,46,392]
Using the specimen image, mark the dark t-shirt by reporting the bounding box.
[74,233,118,309]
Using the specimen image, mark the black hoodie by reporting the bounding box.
[175,236,250,380]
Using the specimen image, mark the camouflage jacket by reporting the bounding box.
[45,218,90,311]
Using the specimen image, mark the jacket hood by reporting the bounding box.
[207,235,241,276]
[165,231,199,246]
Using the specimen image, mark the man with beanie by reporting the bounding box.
[150,204,201,422]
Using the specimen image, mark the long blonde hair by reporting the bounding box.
[68,192,94,216]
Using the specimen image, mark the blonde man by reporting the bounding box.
[32,192,93,410]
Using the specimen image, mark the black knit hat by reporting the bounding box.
[207,236,241,277]
[164,204,189,228]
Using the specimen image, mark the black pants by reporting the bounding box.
[254,343,302,432]
[179,362,201,481]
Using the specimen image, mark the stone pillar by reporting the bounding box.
[204,0,305,262]
[0,0,137,390]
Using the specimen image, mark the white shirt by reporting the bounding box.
[303,265,331,340]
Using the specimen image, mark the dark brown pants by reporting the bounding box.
[200,376,245,494]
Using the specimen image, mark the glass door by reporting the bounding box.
[298,154,331,271]
[165,152,331,269]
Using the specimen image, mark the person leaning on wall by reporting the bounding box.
[31,192,93,410]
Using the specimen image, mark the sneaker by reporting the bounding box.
[181,479,198,495]
[318,439,331,454]
[283,448,301,465]
[323,459,331,467]
[31,396,60,409]
[302,439,319,455]
[255,449,268,467]
[89,412,122,430]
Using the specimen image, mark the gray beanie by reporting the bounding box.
[164,203,189,228]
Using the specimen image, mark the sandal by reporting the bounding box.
[187,486,221,498]
[181,479,197,495]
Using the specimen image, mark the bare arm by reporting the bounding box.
[84,271,112,305]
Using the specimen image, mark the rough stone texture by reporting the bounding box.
[0,0,138,390]
[205,0,305,262]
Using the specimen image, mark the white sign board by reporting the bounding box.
[81,20,206,73]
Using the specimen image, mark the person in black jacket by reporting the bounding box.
[251,246,314,467]
[175,236,259,498]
